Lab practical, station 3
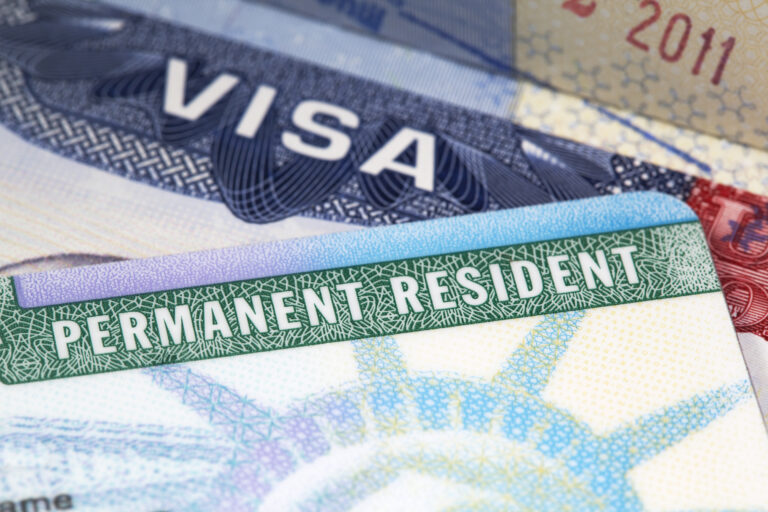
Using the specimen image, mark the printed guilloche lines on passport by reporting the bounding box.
[1,194,768,509]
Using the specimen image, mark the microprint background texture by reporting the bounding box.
[2,294,767,510]
[0,222,718,384]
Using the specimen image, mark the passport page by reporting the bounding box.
[1,193,767,511]
[259,0,768,149]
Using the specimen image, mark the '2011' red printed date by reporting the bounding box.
[562,0,735,86]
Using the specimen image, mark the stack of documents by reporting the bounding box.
[1,1,768,510]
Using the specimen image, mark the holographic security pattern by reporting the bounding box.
[0,311,757,510]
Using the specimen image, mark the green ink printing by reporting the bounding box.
[0,222,719,384]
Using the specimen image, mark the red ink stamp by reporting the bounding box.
[687,179,768,337]
[561,0,597,18]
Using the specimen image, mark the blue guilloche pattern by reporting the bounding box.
[0,0,696,226]
[0,313,752,510]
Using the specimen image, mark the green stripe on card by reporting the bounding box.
[0,221,718,384]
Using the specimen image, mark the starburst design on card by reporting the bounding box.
[1,312,749,510]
